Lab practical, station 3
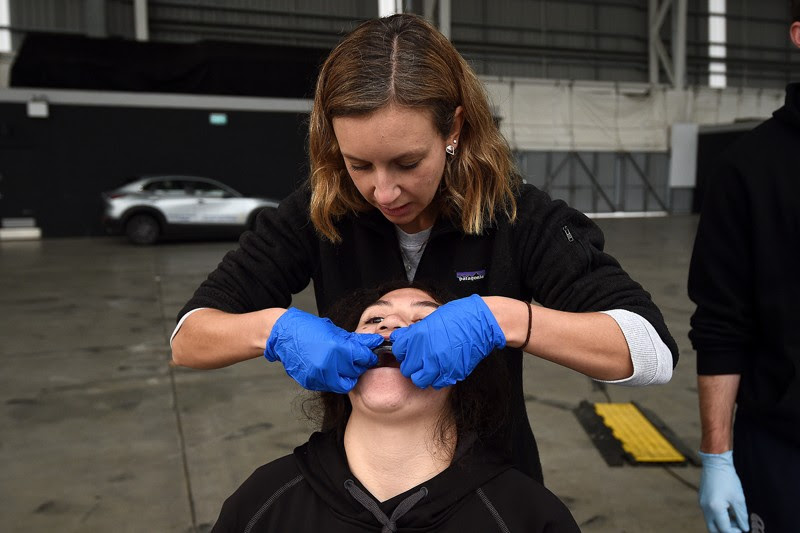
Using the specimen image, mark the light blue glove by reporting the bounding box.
[264,308,383,393]
[698,450,750,533]
[389,294,506,389]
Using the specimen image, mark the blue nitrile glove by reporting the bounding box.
[698,450,750,533]
[264,308,383,393]
[389,294,506,389]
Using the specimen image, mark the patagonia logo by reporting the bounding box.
[456,269,486,282]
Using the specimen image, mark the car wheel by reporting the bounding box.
[125,214,160,245]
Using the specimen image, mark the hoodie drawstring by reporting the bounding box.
[344,479,428,533]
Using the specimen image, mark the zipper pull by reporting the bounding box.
[562,225,574,242]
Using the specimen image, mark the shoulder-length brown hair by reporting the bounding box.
[309,14,521,242]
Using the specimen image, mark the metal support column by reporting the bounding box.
[134,0,149,41]
[85,0,107,38]
[379,0,403,17]
[649,0,674,86]
[0,0,11,53]
[648,0,659,85]
[439,0,451,40]
[423,0,436,23]
[672,0,687,89]
[649,0,686,89]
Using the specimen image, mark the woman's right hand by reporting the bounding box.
[264,308,384,393]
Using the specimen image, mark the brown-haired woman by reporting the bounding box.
[172,14,678,483]
[211,282,581,532]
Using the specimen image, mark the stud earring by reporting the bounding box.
[446,144,455,156]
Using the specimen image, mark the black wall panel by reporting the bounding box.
[0,103,309,237]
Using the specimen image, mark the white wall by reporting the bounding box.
[483,76,784,152]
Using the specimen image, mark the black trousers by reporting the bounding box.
[733,414,799,533]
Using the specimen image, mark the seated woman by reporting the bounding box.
[211,281,580,532]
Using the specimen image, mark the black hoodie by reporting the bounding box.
[210,431,581,532]
[689,83,800,446]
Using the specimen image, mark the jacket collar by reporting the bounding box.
[294,430,510,529]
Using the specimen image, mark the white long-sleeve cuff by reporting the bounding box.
[596,309,673,386]
[170,307,208,347]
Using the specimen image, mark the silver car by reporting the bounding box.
[102,175,280,244]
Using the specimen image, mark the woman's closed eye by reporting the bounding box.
[347,161,420,172]
[348,163,371,172]
[397,160,420,170]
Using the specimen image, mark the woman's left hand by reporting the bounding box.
[389,294,506,389]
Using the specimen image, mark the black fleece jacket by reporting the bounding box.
[210,430,581,533]
[688,83,800,446]
[181,183,679,481]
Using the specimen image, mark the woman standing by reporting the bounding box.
[172,14,678,483]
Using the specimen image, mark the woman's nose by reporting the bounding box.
[379,315,408,331]
[373,170,401,205]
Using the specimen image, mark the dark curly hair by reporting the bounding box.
[302,280,511,457]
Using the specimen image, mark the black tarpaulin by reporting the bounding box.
[10,32,329,98]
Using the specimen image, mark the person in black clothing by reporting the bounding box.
[172,14,678,483]
[688,6,800,532]
[211,282,580,532]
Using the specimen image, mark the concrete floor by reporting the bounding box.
[1,214,707,533]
